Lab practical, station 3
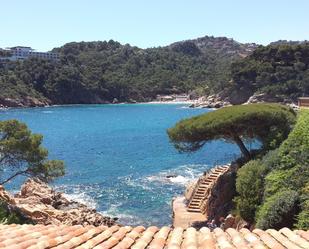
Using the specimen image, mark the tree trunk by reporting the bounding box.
[0,170,28,185]
[233,135,251,160]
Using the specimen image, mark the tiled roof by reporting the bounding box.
[0,224,308,249]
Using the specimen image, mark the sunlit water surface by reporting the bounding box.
[0,104,244,226]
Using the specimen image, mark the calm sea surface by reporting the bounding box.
[0,104,243,226]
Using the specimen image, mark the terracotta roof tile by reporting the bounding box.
[266,229,302,249]
[198,227,216,249]
[213,228,236,249]
[239,228,267,249]
[131,226,158,249]
[253,229,285,249]
[148,226,170,249]
[0,224,308,249]
[280,227,309,249]
[295,229,309,241]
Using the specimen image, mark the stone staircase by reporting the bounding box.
[187,165,230,213]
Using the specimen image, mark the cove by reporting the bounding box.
[0,104,244,226]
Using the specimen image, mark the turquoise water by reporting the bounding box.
[0,104,243,226]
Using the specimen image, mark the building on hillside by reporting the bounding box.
[175,94,189,101]
[298,97,309,108]
[156,95,174,102]
[0,46,59,61]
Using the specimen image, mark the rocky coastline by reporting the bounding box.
[0,96,51,108]
[0,93,299,109]
[0,178,117,226]
[188,93,299,109]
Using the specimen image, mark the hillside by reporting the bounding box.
[1,37,308,108]
[226,43,309,104]
[236,109,309,229]
[0,36,256,107]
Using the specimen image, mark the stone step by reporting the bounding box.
[196,188,207,191]
[201,179,212,182]
[196,191,206,195]
[190,200,201,203]
[192,197,203,200]
[189,201,201,208]
[188,206,201,210]
[189,202,201,206]
[208,177,217,180]
[197,186,208,190]
[200,182,211,185]
[199,184,210,187]
[189,200,202,205]
[187,208,201,213]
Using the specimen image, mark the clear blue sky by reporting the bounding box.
[1,0,308,51]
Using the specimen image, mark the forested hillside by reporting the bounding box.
[1,37,308,108]
[228,43,309,104]
[0,36,256,107]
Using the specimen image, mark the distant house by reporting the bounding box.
[175,94,189,101]
[0,46,59,61]
[156,95,174,102]
[298,97,309,107]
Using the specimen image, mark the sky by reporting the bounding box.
[1,0,309,51]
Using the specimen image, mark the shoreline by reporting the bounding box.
[0,101,196,110]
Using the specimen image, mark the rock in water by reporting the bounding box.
[0,178,117,226]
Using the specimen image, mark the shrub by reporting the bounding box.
[252,110,309,229]
[0,201,32,225]
[296,200,309,229]
[256,190,299,229]
[295,184,309,229]
[234,160,269,223]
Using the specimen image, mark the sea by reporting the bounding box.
[0,103,246,226]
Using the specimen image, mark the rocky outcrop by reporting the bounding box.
[189,95,231,109]
[170,36,258,59]
[0,96,51,108]
[221,214,251,230]
[0,178,117,226]
[245,93,284,104]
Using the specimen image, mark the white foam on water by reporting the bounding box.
[55,184,98,210]
[63,192,98,209]
[168,175,188,184]
[100,203,144,225]
[145,164,209,186]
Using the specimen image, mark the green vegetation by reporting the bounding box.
[0,201,32,225]
[255,190,299,229]
[234,160,269,223]
[0,38,243,105]
[169,104,309,229]
[235,109,309,229]
[167,103,296,160]
[1,40,309,106]
[0,120,65,185]
[230,43,309,102]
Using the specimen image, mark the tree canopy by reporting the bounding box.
[0,120,65,185]
[167,103,296,160]
[229,43,309,102]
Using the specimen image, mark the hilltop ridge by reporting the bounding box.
[0,35,308,108]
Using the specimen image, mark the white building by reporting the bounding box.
[175,94,189,101]
[0,46,59,61]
